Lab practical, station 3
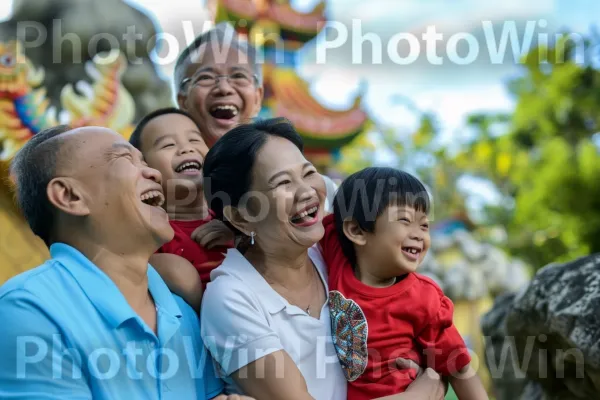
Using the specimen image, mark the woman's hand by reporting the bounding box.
[192,220,235,249]
[373,358,447,400]
[404,368,446,400]
[396,358,446,400]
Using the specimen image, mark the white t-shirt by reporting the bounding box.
[200,246,347,400]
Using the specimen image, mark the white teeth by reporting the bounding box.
[176,161,201,172]
[292,206,318,221]
[212,105,239,115]
[141,190,164,207]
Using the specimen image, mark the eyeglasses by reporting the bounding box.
[180,71,258,93]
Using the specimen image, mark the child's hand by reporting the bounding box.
[192,220,235,249]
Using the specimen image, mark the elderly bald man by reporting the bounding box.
[0,125,247,400]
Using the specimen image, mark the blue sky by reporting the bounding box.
[2,0,597,145]
[1,0,598,211]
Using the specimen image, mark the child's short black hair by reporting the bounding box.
[129,107,198,150]
[333,167,431,268]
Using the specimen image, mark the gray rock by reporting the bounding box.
[481,292,528,400]
[444,262,488,301]
[418,271,445,290]
[454,230,486,261]
[419,250,442,277]
[519,381,546,400]
[506,254,600,399]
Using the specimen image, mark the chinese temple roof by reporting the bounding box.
[213,0,370,155]
[214,0,326,49]
[266,68,368,150]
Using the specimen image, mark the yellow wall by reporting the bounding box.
[453,297,494,392]
[0,185,48,284]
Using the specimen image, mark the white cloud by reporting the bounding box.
[458,174,504,207]
[0,0,13,22]
[410,84,514,144]
[290,0,326,13]
[306,67,362,110]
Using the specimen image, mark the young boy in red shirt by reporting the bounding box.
[320,167,487,400]
[129,108,233,303]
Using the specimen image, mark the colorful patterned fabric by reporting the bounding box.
[328,290,368,382]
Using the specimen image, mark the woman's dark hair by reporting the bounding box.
[333,167,431,268]
[129,107,198,150]
[203,117,304,223]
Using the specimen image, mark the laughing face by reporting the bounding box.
[53,127,173,252]
[178,43,263,148]
[139,112,209,198]
[364,204,431,278]
[240,136,327,252]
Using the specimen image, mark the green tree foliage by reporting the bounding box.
[334,111,469,223]
[457,33,600,268]
[333,33,600,269]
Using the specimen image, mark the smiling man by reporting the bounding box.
[174,23,338,211]
[0,125,231,399]
[175,23,263,148]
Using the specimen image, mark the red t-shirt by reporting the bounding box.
[320,214,471,400]
[157,217,232,287]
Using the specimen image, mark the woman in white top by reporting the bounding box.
[200,118,446,400]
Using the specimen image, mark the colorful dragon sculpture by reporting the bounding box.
[0,40,135,161]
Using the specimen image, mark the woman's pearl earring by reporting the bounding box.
[250,231,255,245]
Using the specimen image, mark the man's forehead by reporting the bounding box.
[143,115,201,145]
[186,42,252,74]
[60,127,132,158]
[63,127,123,145]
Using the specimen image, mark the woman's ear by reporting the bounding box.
[223,205,251,236]
[46,177,90,217]
[342,219,367,246]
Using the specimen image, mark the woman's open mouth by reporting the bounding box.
[290,204,319,227]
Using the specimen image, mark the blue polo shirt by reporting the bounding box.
[0,243,223,400]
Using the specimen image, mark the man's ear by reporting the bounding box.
[223,205,251,236]
[252,85,264,116]
[342,219,367,246]
[46,177,90,217]
[177,92,188,111]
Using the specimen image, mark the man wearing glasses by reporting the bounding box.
[174,23,264,149]
[173,23,339,211]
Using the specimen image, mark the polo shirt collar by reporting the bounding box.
[147,266,183,345]
[50,243,182,331]
[147,266,182,320]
